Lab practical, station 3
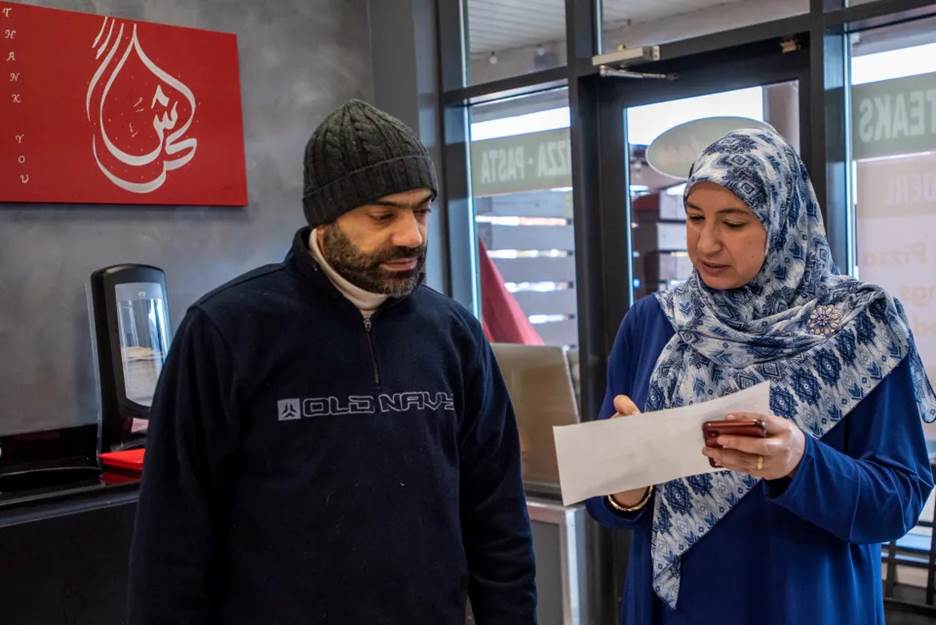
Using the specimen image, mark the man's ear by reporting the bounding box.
[315,224,330,251]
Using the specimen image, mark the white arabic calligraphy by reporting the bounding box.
[86,17,198,194]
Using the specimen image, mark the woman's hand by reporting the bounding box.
[609,395,652,507]
[702,412,805,480]
[612,394,640,418]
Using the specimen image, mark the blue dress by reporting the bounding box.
[587,296,935,625]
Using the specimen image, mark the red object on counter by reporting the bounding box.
[101,470,140,485]
[99,448,145,476]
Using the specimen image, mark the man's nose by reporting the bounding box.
[392,211,425,249]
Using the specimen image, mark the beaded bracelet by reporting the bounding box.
[606,485,654,513]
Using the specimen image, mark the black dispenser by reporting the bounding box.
[88,265,172,452]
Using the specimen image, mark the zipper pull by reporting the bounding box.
[362,315,380,385]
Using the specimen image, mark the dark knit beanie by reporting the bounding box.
[302,99,439,228]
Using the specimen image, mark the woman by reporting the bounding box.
[587,127,936,625]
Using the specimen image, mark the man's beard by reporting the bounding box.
[320,225,427,297]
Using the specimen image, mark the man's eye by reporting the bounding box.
[688,215,704,223]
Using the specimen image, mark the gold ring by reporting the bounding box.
[756,455,764,471]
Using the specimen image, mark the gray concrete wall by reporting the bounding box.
[0,0,374,435]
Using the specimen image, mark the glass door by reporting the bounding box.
[590,47,808,623]
[595,46,809,308]
[625,84,802,299]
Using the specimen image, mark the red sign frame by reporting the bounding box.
[1,1,248,206]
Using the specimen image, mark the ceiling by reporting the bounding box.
[465,0,739,54]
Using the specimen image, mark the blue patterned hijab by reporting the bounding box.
[648,128,936,608]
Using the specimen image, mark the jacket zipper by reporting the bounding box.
[363,316,381,385]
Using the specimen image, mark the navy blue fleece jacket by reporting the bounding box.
[128,228,536,625]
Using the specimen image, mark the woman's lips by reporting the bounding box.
[699,260,730,276]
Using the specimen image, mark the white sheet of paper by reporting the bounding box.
[553,382,771,506]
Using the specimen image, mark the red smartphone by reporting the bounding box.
[702,418,767,468]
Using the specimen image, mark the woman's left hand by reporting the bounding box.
[702,412,806,480]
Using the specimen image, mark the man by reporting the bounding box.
[128,100,537,624]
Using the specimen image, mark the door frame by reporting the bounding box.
[570,40,810,618]
[582,40,811,368]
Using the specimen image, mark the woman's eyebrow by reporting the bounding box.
[685,202,750,216]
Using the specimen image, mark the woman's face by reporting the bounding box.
[685,182,768,290]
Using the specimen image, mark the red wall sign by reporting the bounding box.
[1,2,247,206]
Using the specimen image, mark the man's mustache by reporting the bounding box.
[370,245,427,266]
